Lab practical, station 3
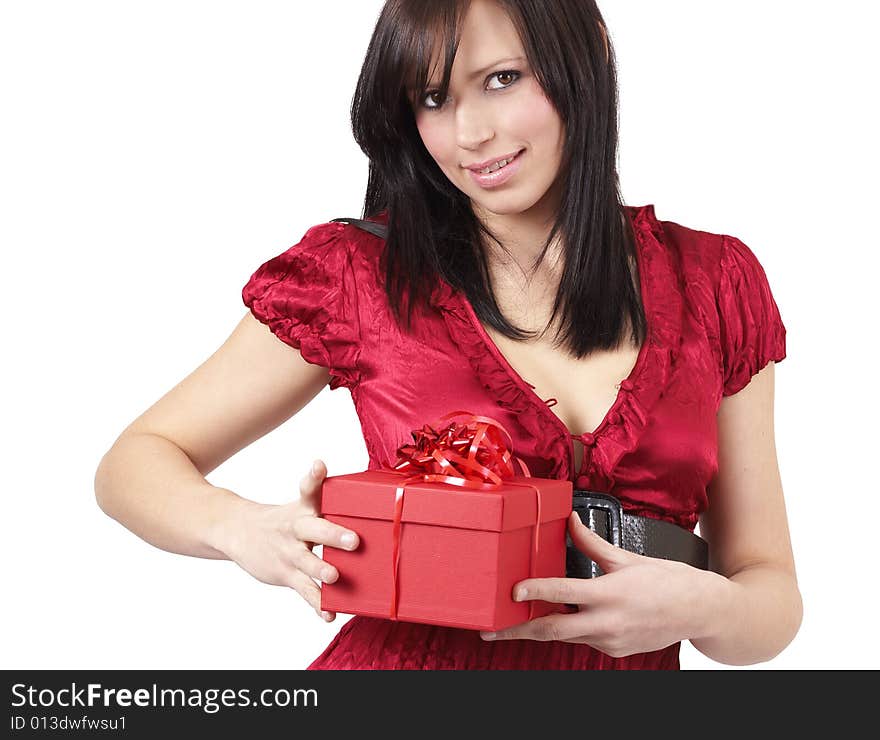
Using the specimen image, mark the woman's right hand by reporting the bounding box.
[218,459,359,622]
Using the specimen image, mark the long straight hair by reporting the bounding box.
[349,0,646,357]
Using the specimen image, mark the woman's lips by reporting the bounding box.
[466,149,525,189]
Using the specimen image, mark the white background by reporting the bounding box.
[2,0,877,670]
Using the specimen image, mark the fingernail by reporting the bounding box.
[321,611,333,621]
[482,632,496,640]
[341,533,356,548]
[312,461,321,477]
[514,587,527,601]
[321,567,335,583]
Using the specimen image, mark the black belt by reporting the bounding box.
[567,491,709,578]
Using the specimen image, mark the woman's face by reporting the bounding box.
[411,0,565,223]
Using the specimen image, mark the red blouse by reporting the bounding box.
[242,203,787,670]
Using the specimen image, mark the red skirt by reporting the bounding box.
[307,615,680,670]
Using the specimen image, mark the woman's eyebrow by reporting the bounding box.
[465,55,526,79]
[423,55,527,87]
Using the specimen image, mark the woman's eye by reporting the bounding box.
[487,69,521,90]
[421,69,521,110]
[423,91,445,109]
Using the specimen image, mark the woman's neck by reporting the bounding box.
[471,179,565,285]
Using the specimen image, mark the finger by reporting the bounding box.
[512,576,595,606]
[293,516,359,552]
[285,569,324,613]
[285,561,338,623]
[290,545,341,585]
[568,511,629,573]
[298,459,327,505]
[288,568,338,623]
[480,613,589,643]
[284,570,337,622]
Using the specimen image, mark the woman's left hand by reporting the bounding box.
[479,511,728,658]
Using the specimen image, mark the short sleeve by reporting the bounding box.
[716,235,787,396]
[242,222,361,390]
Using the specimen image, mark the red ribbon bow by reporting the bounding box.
[382,410,542,622]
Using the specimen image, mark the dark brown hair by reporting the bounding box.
[349,0,645,357]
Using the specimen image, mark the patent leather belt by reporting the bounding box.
[567,490,709,578]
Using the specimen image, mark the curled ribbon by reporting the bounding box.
[382,410,542,623]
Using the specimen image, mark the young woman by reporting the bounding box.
[95,0,802,670]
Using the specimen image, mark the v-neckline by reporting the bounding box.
[450,208,653,479]
[429,203,680,486]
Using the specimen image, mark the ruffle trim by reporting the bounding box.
[717,234,787,397]
[307,615,681,670]
[428,205,684,519]
[242,222,362,391]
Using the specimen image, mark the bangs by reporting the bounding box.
[393,0,470,106]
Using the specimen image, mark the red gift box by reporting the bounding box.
[318,412,572,632]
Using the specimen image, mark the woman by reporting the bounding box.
[94,0,802,669]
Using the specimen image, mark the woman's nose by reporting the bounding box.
[455,99,495,151]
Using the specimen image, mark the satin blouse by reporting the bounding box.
[241,203,787,670]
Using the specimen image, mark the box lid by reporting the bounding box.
[321,470,572,532]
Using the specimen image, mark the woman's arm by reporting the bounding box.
[95,431,254,559]
[690,361,803,665]
[475,365,800,665]
[94,311,332,559]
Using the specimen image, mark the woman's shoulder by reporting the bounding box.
[268,210,388,285]
[628,203,725,278]
[313,210,388,264]
[630,203,776,291]
[631,204,786,394]
[241,210,389,323]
